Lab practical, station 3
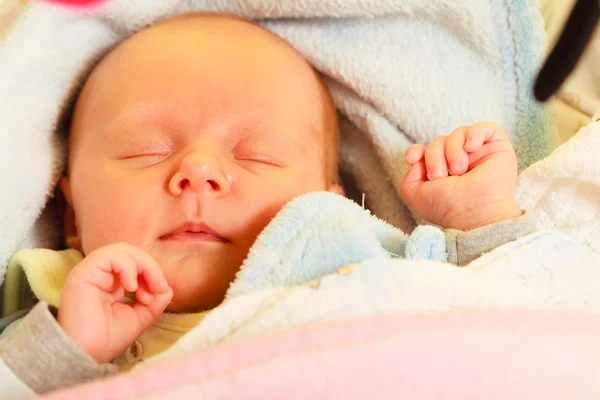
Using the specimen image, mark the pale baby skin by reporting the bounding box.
[57,14,521,364]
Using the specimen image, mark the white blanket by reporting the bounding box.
[0,0,552,282]
[152,229,600,362]
[518,120,600,250]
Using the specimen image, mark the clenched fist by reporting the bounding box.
[401,122,522,231]
[58,243,173,363]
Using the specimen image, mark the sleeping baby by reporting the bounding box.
[0,13,535,395]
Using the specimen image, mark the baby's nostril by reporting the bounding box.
[179,178,190,190]
[207,179,219,190]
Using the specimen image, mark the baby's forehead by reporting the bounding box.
[111,14,292,62]
[66,13,336,160]
[81,14,313,99]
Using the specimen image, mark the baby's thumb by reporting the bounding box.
[464,123,508,153]
[402,159,427,188]
[118,286,172,345]
[151,287,174,316]
[134,286,173,326]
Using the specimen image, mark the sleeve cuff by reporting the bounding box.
[445,211,538,266]
[0,301,117,394]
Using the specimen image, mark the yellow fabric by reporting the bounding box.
[114,311,207,371]
[3,249,83,316]
[4,248,206,370]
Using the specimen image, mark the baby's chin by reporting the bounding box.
[165,285,228,313]
[157,252,244,314]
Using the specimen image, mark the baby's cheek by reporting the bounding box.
[76,187,153,253]
[79,214,129,254]
[228,190,288,253]
[235,173,327,246]
[239,202,281,246]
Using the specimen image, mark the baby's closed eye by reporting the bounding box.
[232,134,292,168]
[116,140,173,167]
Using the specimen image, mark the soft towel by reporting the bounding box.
[517,117,600,251]
[226,191,446,298]
[149,227,600,364]
[0,0,553,284]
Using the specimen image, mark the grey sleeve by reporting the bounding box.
[0,301,117,394]
[445,212,538,266]
[0,308,29,334]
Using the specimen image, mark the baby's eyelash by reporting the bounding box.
[232,136,288,167]
[118,142,173,160]
[235,155,282,167]
[119,152,170,160]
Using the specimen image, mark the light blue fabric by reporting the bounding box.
[489,0,554,171]
[226,192,446,298]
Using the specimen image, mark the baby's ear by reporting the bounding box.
[57,177,81,251]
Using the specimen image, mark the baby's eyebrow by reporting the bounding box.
[102,102,176,138]
[236,123,313,155]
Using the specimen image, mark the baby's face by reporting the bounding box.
[63,16,340,312]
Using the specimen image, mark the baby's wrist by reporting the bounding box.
[443,199,523,231]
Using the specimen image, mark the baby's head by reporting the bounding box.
[60,14,342,312]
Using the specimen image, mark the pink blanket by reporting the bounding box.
[42,310,600,399]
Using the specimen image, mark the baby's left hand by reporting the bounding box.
[58,243,172,364]
[400,122,522,231]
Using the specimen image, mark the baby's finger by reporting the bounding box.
[402,158,427,186]
[404,144,425,165]
[424,136,448,180]
[82,264,118,293]
[464,122,508,153]
[135,279,154,306]
[84,248,139,293]
[445,126,469,175]
[111,286,173,345]
[139,264,170,295]
[130,287,173,329]
[117,244,169,293]
[112,257,139,293]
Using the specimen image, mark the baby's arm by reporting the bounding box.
[0,302,116,395]
[444,211,538,266]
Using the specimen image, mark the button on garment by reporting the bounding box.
[113,311,208,371]
[129,340,144,361]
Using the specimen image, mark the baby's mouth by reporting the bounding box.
[160,221,230,243]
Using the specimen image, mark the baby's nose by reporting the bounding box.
[168,153,230,196]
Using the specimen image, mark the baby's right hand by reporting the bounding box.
[400,122,521,231]
[58,243,173,364]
